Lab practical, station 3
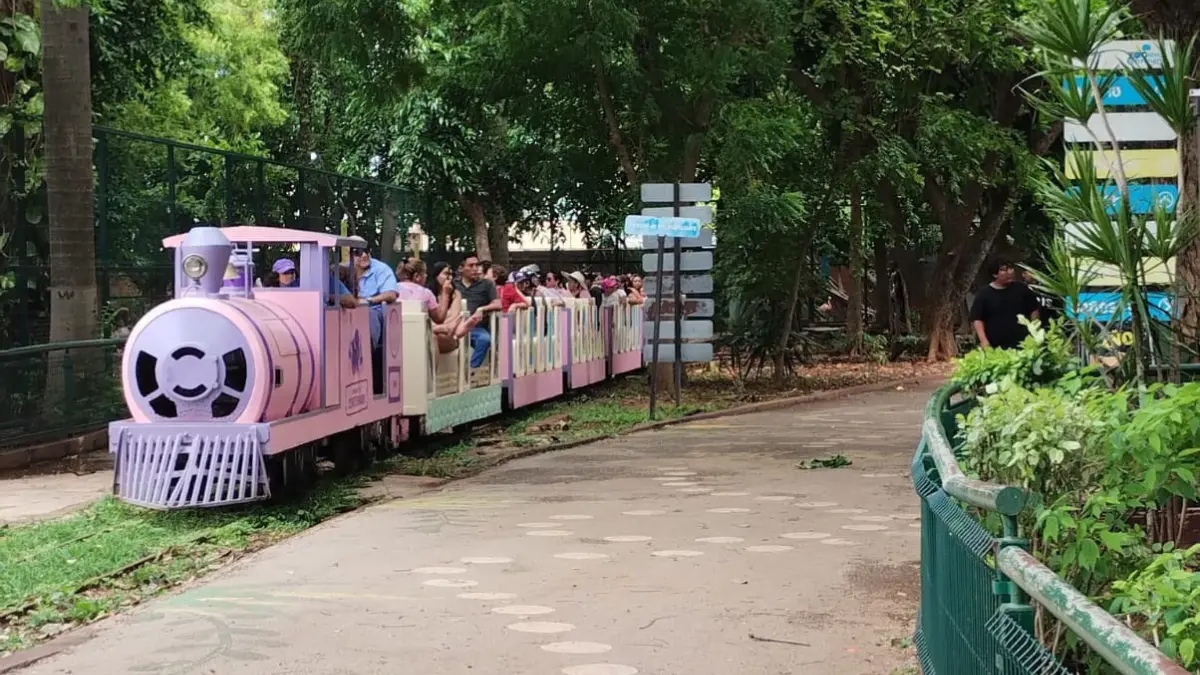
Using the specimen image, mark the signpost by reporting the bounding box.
[627,182,715,420]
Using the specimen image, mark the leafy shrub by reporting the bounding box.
[952,318,1077,391]
[1109,544,1200,667]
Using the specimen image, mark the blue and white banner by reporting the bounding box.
[1070,75,1164,107]
[1067,291,1172,322]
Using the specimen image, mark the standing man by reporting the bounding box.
[455,253,502,369]
[969,259,1040,349]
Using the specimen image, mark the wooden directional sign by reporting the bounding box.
[645,298,715,320]
[643,250,713,273]
[642,273,713,296]
[623,215,703,238]
[1067,149,1179,180]
[1070,75,1163,107]
[644,343,714,363]
[641,182,713,204]
[648,319,714,341]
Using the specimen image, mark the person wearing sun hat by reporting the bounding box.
[273,258,299,287]
[565,271,589,300]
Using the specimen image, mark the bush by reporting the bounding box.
[951,317,1077,392]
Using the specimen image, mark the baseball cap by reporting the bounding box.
[272,258,296,274]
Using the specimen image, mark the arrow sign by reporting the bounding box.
[646,320,714,341]
[643,251,713,273]
[644,298,715,320]
[644,343,713,363]
[624,215,703,239]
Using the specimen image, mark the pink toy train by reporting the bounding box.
[109,226,645,509]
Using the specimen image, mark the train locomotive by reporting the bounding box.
[108,226,645,509]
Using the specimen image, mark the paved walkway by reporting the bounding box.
[0,472,112,525]
[17,384,930,675]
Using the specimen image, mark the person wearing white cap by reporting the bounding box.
[565,271,589,300]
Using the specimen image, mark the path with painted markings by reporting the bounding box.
[19,384,932,675]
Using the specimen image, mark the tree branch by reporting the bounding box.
[594,63,640,188]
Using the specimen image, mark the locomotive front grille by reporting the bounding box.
[111,424,270,508]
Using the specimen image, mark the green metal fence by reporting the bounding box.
[914,384,1189,675]
[0,339,127,450]
[2,125,426,348]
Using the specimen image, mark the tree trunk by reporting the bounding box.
[42,0,98,345]
[456,191,490,260]
[487,202,511,267]
[774,241,812,386]
[379,193,400,267]
[847,178,864,355]
[872,235,891,333]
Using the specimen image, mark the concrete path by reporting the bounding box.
[0,472,112,525]
[18,384,930,675]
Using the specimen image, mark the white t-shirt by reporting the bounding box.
[602,289,627,307]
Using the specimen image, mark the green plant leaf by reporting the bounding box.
[1179,638,1195,665]
[1078,538,1100,570]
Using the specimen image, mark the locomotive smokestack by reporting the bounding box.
[180,227,232,297]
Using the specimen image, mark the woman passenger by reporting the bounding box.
[397,259,449,323]
[625,274,646,306]
[426,261,463,354]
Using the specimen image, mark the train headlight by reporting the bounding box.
[183,254,208,280]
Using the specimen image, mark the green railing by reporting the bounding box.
[2,125,427,348]
[0,338,128,450]
[914,384,1189,675]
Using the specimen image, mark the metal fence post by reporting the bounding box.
[223,155,235,225]
[167,144,179,233]
[12,123,30,345]
[96,130,110,314]
[995,515,1036,636]
[254,160,266,225]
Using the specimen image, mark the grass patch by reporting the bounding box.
[0,478,367,653]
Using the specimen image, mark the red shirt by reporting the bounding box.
[500,283,527,312]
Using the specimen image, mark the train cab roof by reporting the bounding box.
[162,226,361,250]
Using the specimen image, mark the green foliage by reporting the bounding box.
[951,318,1078,391]
[0,11,43,140]
[1109,544,1200,666]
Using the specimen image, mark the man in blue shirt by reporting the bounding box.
[348,242,399,348]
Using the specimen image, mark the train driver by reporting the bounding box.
[273,258,299,287]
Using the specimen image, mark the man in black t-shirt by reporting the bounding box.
[454,253,502,368]
[969,260,1041,349]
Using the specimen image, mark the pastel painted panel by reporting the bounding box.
[1066,149,1179,180]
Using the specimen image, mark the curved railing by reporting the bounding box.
[914,383,1188,675]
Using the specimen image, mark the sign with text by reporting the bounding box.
[640,182,713,204]
[624,215,703,239]
[642,273,713,296]
[1067,291,1172,322]
[642,250,713,273]
[1069,75,1162,107]
[639,206,715,247]
[1084,40,1174,70]
[644,298,715,320]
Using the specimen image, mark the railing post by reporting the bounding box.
[223,156,235,225]
[12,122,30,345]
[96,130,110,314]
[297,168,309,230]
[255,160,266,225]
[167,144,179,233]
[995,514,1036,636]
[62,347,76,424]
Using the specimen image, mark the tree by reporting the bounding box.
[41,0,98,343]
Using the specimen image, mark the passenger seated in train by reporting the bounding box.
[426,261,465,354]
[496,265,531,313]
[328,264,357,309]
[347,242,398,394]
[454,253,501,369]
[396,259,449,324]
[271,258,299,287]
[601,276,628,307]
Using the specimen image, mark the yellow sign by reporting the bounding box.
[1082,258,1174,287]
[1066,149,1179,180]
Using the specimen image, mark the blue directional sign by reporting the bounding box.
[1067,184,1179,214]
[624,215,703,239]
[1069,75,1163,107]
[1067,291,1172,322]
